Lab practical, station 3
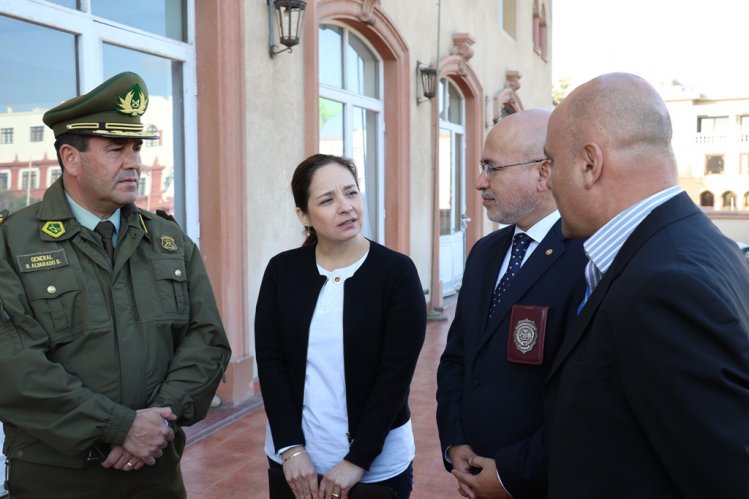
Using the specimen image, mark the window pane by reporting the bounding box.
[91,0,185,41]
[438,79,447,120]
[453,132,464,230]
[47,0,78,8]
[103,44,181,218]
[30,126,45,142]
[319,25,343,89]
[448,81,464,125]
[352,106,377,237]
[319,98,344,156]
[439,128,453,235]
[705,155,724,175]
[0,16,76,213]
[347,35,378,98]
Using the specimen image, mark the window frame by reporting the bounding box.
[0,170,9,191]
[0,128,14,144]
[0,1,199,239]
[47,166,62,186]
[18,167,39,191]
[318,22,385,243]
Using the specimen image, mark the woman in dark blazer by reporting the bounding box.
[256,154,426,499]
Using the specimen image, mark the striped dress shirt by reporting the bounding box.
[582,185,683,298]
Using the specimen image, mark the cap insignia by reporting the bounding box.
[41,221,66,238]
[116,84,148,116]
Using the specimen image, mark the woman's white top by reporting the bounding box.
[265,251,414,482]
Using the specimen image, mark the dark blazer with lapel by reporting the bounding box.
[255,240,426,470]
[546,193,749,499]
[437,219,586,499]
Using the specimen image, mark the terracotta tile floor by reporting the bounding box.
[182,301,459,498]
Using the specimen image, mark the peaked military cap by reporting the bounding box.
[43,71,159,139]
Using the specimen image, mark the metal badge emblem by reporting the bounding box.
[116,83,148,116]
[513,318,538,354]
[160,235,177,251]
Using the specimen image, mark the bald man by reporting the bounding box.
[437,109,586,499]
[544,72,749,498]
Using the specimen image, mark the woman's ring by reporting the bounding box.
[126,462,133,467]
[331,493,341,499]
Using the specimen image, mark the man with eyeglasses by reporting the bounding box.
[437,109,586,499]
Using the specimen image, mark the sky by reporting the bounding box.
[551,0,749,97]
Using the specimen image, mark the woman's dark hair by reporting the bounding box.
[291,153,359,247]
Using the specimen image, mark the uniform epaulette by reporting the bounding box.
[156,209,179,226]
[0,209,9,226]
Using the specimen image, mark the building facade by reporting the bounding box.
[665,86,749,242]
[0,0,553,408]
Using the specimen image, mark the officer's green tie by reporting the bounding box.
[94,221,115,265]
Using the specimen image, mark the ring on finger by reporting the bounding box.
[331,492,341,499]
[126,462,133,467]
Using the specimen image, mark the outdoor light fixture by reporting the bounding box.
[417,61,438,104]
[268,0,307,58]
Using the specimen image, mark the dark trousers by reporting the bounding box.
[7,432,186,499]
[268,458,413,498]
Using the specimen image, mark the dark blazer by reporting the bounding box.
[255,240,426,470]
[546,193,749,499]
[437,219,586,499]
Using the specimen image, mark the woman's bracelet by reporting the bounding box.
[282,450,307,464]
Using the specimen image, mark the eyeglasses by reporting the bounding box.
[479,158,548,177]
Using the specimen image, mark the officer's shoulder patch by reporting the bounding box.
[0,209,9,226]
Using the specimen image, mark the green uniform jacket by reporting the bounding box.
[0,179,231,468]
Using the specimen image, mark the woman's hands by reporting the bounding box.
[319,460,365,499]
[282,446,319,499]
[282,450,365,499]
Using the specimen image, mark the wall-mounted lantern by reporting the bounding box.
[268,0,307,58]
[417,61,438,105]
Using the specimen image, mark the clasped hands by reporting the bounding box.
[101,406,176,472]
[449,444,512,499]
[281,446,364,499]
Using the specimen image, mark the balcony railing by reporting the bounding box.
[695,133,728,144]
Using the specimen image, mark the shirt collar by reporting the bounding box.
[514,210,561,242]
[584,186,682,276]
[65,192,121,235]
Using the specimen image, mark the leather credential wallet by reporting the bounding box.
[507,304,548,365]
[268,468,395,499]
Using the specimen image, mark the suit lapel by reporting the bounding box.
[476,228,513,319]
[478,221,567,351]
[548,193,700,378]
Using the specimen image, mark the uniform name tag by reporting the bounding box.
[17,250,69,273]
[507,304,548,365]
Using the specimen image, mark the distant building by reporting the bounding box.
[663,82,749,242]
[0,100,173,214]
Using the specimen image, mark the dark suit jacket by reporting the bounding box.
[437,219,586,499]
[255,241,426,470]
[546,193,749,498]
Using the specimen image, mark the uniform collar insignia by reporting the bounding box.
[41,221,66,238]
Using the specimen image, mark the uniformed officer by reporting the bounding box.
[0,72,231,498]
